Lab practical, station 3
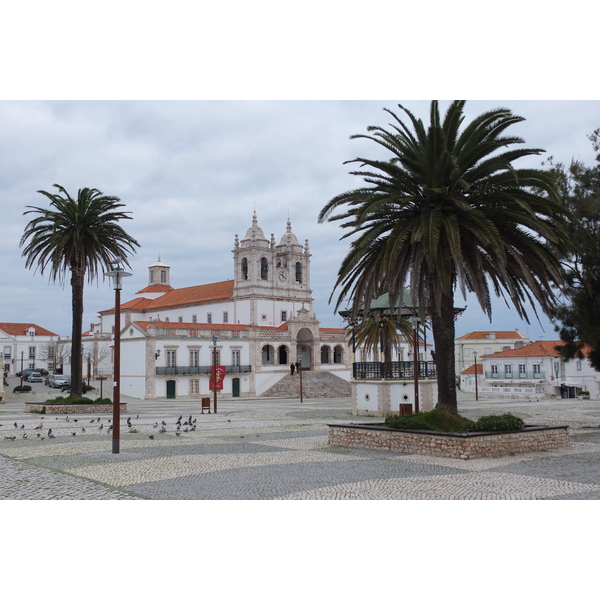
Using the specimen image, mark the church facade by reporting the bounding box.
[96,213,350,400]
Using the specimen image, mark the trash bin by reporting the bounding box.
[201,397,211,414]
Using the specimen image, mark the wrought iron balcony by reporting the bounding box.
[156,365,252,376]
[353,361,436,381]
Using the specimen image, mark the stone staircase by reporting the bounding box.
[261,370,351,398]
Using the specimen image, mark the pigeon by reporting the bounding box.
[159,426,166,434]
[71,432,77,436]
[98,423,104,430]
[161,421,166,426]
[82,428,86,433]
[13,422,18,428]
[148,435,155,439]
[47,428,53,436]
[184,427,189,433]
[153,422,158,428]
[175,431,181,436]
[23,433,28,439]
[5,435,16,440]
[73,419,78,423]
[48,432,55,439]
[190,425,196,431]
[20,424,25,429]
[89,419,95,423]
[65,416,70,422]
[34,422,43,430]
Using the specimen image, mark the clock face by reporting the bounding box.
[278,269,288,282]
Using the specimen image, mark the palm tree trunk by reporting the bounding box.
[429,290,458,413]
[70,266,84,398]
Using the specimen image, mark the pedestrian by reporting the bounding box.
[290,363,295,375]
[295,361,300,373]
[3,372,8,386]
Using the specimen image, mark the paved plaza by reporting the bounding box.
[2,380,600,500]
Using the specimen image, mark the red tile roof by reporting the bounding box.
[102,281,235,315]
[135,284,174,294]
[0,322,58,337]
[456,330,526,341]
[99,297,155,313]
[461,363,483,375]
[482,340,587,359]
[149,281,234,309]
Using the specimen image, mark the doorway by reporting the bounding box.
[166,380,176,399]
[232,377,240,397]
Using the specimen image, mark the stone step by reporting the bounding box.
[261,370,351,398]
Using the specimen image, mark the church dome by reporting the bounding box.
[241,211,270,248]
[277,218,302,249]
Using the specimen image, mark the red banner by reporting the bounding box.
[210,366,226,390]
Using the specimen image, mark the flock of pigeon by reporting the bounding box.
[1,414,201,441]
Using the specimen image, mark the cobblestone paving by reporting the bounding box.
[3,381,600,500]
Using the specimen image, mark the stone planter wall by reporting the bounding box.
[25,402,127,414]
[328,423,570,460]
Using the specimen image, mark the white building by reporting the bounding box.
[96,213,351,399]
[455,330,529,376]
[461,340,600,399]
[1,322,62,375]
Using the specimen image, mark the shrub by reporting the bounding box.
[44,396,113,405]
[466,413,525,432]
[384,407,475,432]
[13,385,32,393]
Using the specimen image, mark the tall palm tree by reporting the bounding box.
[20,184,139,398]
[319,101,570,413]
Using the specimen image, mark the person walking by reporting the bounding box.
[290,363,295,376]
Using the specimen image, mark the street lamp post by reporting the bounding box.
[298,355,303,403]
[104,265,132,454]
[410,316,420,414]
[473,351,479,402]
[212,335,218,414]
[20,351,24,387]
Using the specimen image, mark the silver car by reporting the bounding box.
[49,374,68,388]
[27,371,43,383]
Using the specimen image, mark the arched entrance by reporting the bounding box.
[278,345,288,365]
[296,328,313,370]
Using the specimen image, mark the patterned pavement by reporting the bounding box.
[2,383,600,500]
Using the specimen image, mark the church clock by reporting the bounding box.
[278,269,288,282]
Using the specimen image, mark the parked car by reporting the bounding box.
[60,380,90,393]
[48,374,68,388]
[16,368,37,378]
[26,371,43,383]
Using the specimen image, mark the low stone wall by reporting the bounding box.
[25,402,127,414]
[328,423,570,460]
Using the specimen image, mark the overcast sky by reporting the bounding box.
[1,99,598,341]
[2,3,598,346]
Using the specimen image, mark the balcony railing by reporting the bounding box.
[485,369,545,380]
[353,361,436,381]
[156,365,252,376]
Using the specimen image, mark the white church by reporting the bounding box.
[94,212,350,400]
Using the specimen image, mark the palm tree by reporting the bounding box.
[21,184,139,398]
[319,101,570,413]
